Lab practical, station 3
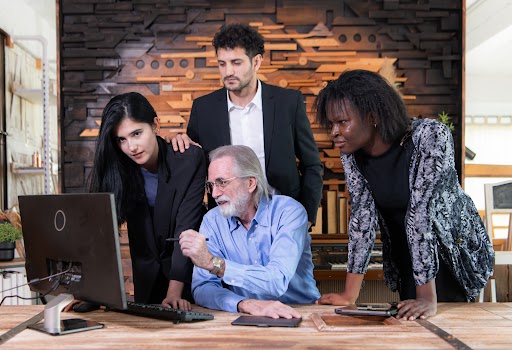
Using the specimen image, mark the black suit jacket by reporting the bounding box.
[127,139,206,304]
[187,82,323,223]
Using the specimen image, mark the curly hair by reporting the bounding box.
[212,23,265,59]
[314,69,409,144]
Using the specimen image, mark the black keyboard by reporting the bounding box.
[116,301,214,323]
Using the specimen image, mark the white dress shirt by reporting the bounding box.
[227,80,266,174]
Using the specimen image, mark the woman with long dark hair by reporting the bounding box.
[314,70,494,320]
[89,92,206,309]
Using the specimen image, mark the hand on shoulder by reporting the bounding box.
[165,133,202,153]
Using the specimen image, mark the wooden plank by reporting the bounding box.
[158,115,186,124]
[262,33,312,39]
[79,129,99,137]
[465,164,512,178]
[270,60,300,65]
[285,51,357,57]
[168,86,219,92]
[161,51,216,58]
[136,77,179,82]
[323,149,340,158]
[316,63,381,73]
[202,74,221,80]
[296,38,340,47]
[264,43,297,51]
[185,36,214,42]
[166,100,193,110]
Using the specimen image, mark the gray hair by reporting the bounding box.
[209,145,270,206]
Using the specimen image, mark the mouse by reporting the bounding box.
[73,301,101,313]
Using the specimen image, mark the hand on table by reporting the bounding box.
[238,299,301,319]
[316,293,353,306]
[162,296,191,311]
[396,298,437,320]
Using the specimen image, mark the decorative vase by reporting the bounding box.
[0,241,15,261]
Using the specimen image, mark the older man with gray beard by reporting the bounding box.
[178,145,319,319]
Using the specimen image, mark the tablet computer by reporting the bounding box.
[335,303,398,317]
[231,316,302,327]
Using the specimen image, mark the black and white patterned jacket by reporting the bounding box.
[342,118,494,301]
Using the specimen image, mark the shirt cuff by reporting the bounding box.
[226,295,246,313]
[222,260,246,288]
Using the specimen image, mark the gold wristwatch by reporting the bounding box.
[209,256,223,277]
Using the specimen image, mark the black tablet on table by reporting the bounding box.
[231,316,302,327]
[335,303,398,317]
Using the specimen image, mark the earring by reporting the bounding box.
[374,124,377,128]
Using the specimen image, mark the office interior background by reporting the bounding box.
[0,0,511,302]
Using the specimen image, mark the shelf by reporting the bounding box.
[0,257,25,269]
[10,163,44,174]
[11,81,56,104]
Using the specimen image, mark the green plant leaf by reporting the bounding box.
[0,222,23,242]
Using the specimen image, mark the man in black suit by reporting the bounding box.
[171,23,323,227]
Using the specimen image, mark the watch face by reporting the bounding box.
[212,257,222,268]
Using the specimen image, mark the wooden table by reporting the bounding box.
[1,303,512,349]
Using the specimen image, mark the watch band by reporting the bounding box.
[209,256,223,276]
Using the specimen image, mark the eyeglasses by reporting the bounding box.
[205,177,239,194]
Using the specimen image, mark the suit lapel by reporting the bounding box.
[217,89,231,145]
[261,83,275,169]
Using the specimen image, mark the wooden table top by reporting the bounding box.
[1,303,512,349]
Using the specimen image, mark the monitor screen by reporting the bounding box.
[19,193,127,310]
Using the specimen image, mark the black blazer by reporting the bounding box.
[127,138,206,304]
[187,82,323,223]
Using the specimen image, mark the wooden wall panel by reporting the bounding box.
[59,0,463,222]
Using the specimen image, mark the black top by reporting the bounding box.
[355,135,466,301]
[355,136,415,291]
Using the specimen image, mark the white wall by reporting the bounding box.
[464,121,512,209]
[466,74,512,116]
[1,0,58,207]
[0,0,57,64]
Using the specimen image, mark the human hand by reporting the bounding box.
[165,133,201,153]
[62,299,81,312]
[396,298,437,320]
[162,296,192,311]
[316,293,354,306]
[238,299,301,319]
[179,229,213,270]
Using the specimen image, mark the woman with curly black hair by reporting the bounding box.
[314,70,494,320]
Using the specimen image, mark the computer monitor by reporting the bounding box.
[484,180,512,240]
[19,193,127,335]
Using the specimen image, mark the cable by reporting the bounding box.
[0,263,73,306]
[0,278,61,306]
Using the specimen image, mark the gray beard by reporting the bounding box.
[217,191,251,218]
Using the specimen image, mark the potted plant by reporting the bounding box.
[0,215,23,262]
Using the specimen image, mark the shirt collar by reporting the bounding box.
[226,195,270,232]
[227,80,262,111]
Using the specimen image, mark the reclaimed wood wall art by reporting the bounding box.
[59,0,463,232]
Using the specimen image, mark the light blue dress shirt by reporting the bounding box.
[192,195,320,312]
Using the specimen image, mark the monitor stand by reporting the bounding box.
[28,293,104,336]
